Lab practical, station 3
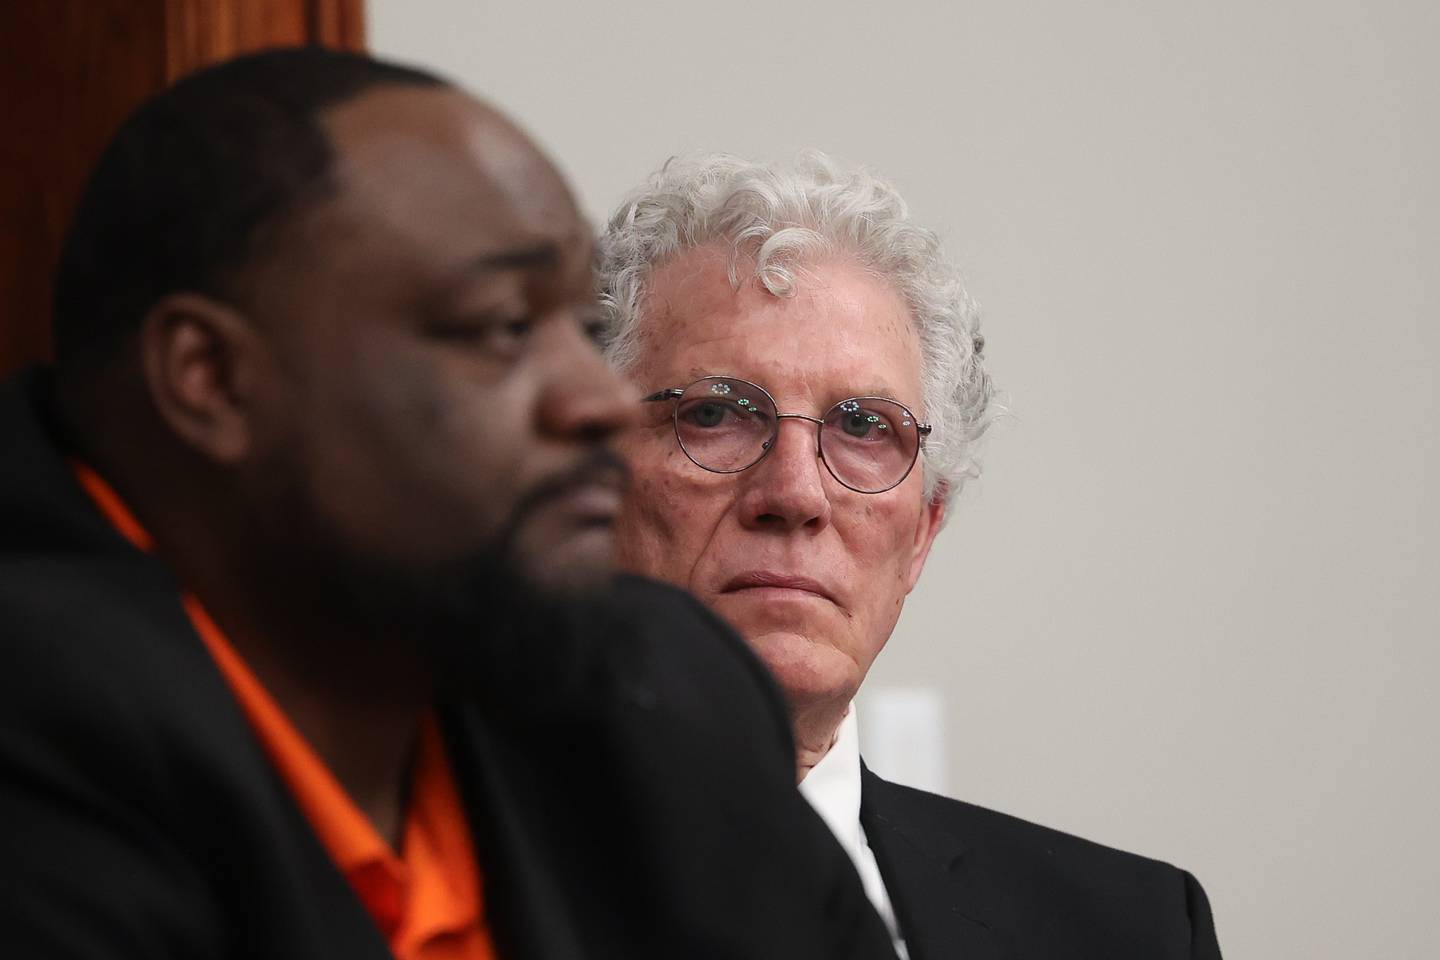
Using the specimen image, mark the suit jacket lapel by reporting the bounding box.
[441,705,588,960]
[861,764,1000,960]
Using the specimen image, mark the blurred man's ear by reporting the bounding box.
[139,293,265,466]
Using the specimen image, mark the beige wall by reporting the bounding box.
[371,2,1439,956]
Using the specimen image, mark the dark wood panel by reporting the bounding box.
[0,1,170,379]
[0,0,366,378]
[309,0,366,52]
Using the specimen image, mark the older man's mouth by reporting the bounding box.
[720,571,838,605]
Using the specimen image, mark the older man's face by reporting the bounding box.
[614,246,945,713]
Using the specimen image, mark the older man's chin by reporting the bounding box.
[729,623,863,710]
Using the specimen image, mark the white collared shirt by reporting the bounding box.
[797,707,909,959]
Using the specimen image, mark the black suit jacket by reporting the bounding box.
[861,765,1222,959]
[0,369,896,960]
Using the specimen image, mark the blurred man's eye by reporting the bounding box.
[430,314,535,359]
[581,316,607,346]
[574,305,608,347]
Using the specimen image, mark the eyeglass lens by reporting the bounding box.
[672,377,921,493]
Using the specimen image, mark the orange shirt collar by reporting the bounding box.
[69,461,489,958]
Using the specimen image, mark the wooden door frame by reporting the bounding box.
[0,0,365,377]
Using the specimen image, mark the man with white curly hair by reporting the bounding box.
[598,151,1223,959]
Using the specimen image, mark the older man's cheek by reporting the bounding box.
[615,461,689,582]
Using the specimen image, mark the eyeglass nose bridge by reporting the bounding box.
[759,412,826,455]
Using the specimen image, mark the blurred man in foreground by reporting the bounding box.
[0,52,895,959]
[600,151,1222,959]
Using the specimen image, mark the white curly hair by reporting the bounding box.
[596,150,994,505]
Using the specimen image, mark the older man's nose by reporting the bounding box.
[736,418,832,531]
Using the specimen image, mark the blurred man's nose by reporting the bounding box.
[736,418,832,532]
[536,317,639,443]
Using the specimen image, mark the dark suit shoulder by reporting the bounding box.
[0,548,217,747]
[0,554,249,956]
[604,574,797,747]
[863,769,1221,959]
[441,574,898,959]
[610,573,770,671]
[865,769,1181,876]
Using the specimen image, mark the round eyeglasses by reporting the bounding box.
[642,376,931,494]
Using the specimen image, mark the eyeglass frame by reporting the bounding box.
[641,375,932,494]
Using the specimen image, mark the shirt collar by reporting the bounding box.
[796,705,864,858]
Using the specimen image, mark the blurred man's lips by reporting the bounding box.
[551,482,622,522]
[720,572,836,604]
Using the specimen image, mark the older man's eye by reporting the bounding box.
[842,411,875,437]
[685,401,730,428]
[837,407,897,440]
[679,399,768,428]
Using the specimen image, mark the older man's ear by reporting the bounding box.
[905,493,946,593]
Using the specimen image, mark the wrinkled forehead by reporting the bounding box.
[637,247,925,408]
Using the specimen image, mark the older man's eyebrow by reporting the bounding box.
[670,371,916,406]
[849,384,908,401]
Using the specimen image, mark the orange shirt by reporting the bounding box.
[72,463,496,960]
